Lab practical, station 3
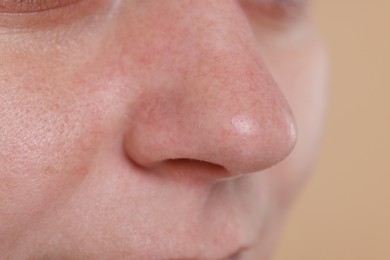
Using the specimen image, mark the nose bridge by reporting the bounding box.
[187,0,260,70]
[180,0,281,114]
[183,7,292,126]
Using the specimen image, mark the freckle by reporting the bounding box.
[231,115,257,135]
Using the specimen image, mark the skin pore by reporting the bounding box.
[0,0,327,259]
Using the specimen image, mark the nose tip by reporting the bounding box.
[193,90,298,176]
[220,111,297,175]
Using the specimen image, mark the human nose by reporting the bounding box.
[123,1,297,177]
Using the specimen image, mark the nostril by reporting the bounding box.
[167,158,225,171]
[164,158,230,180]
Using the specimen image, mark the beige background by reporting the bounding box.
[275,1,390,259]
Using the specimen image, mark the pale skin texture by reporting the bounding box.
[0,0,327,259]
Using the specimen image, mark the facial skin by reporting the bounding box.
[0,0,327,259]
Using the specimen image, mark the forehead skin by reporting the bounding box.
[0,1,327,259]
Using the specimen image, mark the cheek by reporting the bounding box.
[261,30,328,204]
[0,18,134,242]
[0,80,107,243]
